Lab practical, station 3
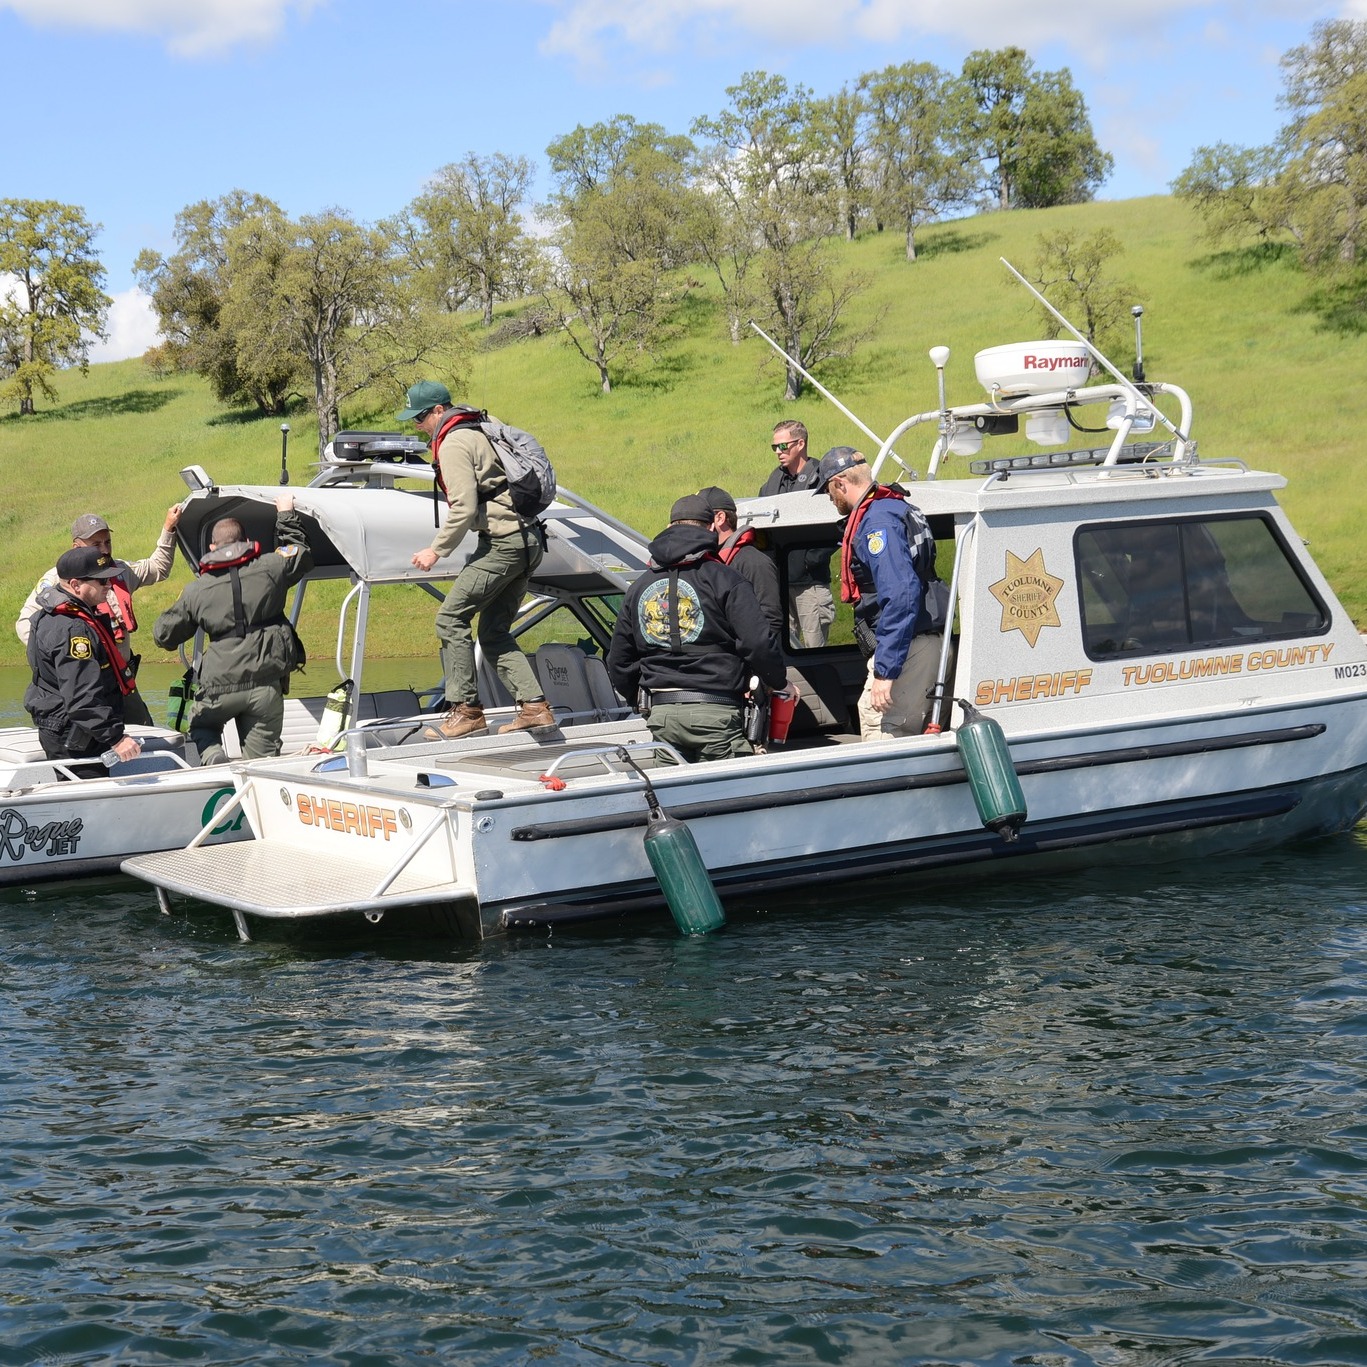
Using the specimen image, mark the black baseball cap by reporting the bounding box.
[669,494,713,523]
[57,547,122,580]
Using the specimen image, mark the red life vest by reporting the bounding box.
[839,485,904,604]
[717,527,757,566]
[97,575,138,644]
[199,542,263,573]
[53,598,138,696]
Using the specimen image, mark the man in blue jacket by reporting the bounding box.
[815,447,942,739]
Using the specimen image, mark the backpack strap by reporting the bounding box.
[668,570,682,652]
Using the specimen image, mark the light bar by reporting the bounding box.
[968,442,1167,475]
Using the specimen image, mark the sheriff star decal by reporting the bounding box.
[69,636,93,661]
[988,548,1064,648]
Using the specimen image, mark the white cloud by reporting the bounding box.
[88,289,162,364]
[539,0,1308,72]
[0,0,321,55]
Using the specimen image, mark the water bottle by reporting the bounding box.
[99,739,142,767]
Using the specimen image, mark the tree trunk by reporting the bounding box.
[483,284,495,326]
[784,348,803,401]
[905,220,917,262]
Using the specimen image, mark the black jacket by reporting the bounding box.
[608,525,786,703]
[757,460,822,498]
[722,537,784,638]
[24,586,128,753]
[757,461,833,590]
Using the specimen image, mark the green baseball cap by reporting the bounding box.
[396,379,452,421]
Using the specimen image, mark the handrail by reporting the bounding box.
[540,742,685,781]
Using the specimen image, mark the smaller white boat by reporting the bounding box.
[2,440,650,887]
[122,302,1367,941]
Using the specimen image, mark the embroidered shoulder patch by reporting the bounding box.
[69,636,93,661]
[276,545,300,559]
[865,528,887,556]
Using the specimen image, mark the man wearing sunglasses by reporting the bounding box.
[757,421,835,648]
[23,547,142,770]
[15,507,181,727]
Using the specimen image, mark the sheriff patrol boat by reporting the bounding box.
[0,440,651,887]
[122,294,1367,941]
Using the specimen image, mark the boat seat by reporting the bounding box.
[584,656,630,719]
[533,643,631,725]
[107,752,186,776]
[222,689,425,757]
[785,662,852,735]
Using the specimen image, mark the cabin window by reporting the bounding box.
[1076,514,1327,660]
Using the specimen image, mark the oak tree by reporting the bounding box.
[542,117,695,393]
[0,199,111,415]
[960,48,1112,211]
[693,72,873,400]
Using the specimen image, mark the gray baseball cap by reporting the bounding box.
[812,447,866,491]
[71,513,110,539]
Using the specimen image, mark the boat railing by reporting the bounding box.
[539,741,686,783]
[871,380,1197,484]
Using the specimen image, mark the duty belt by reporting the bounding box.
[649,689,742,707]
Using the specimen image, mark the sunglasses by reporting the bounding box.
[413,407,435,424]
[772,440,798,452]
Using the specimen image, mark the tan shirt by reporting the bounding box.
[429,425,526,559]
[14,533,177,651]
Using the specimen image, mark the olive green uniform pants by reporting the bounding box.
[435,530,543,707]
[647,702,753,764]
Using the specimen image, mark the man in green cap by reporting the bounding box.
[399,380,553,739]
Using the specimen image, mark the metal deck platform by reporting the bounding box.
[123,841,472,938]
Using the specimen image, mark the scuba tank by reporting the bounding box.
[954,700,1027,842]
[315,678,355,750]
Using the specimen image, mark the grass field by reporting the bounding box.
[3,193,1364,675]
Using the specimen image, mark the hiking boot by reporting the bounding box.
[498,699,557,734]
[425,703,487,741]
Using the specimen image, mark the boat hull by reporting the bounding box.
[122,696,1367,939]
[0,771,249,887]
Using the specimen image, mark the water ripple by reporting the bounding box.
[3,839,1367,1363]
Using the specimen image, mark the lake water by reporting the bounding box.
[3,832,1367,1365]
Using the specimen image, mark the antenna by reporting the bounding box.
[747,320,913,478]
[279,423,290,486]
[1131,305,1145,383]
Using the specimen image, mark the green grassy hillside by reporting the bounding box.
[3,194,1363,675]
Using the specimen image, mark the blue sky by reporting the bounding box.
[2,0,1348,360]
